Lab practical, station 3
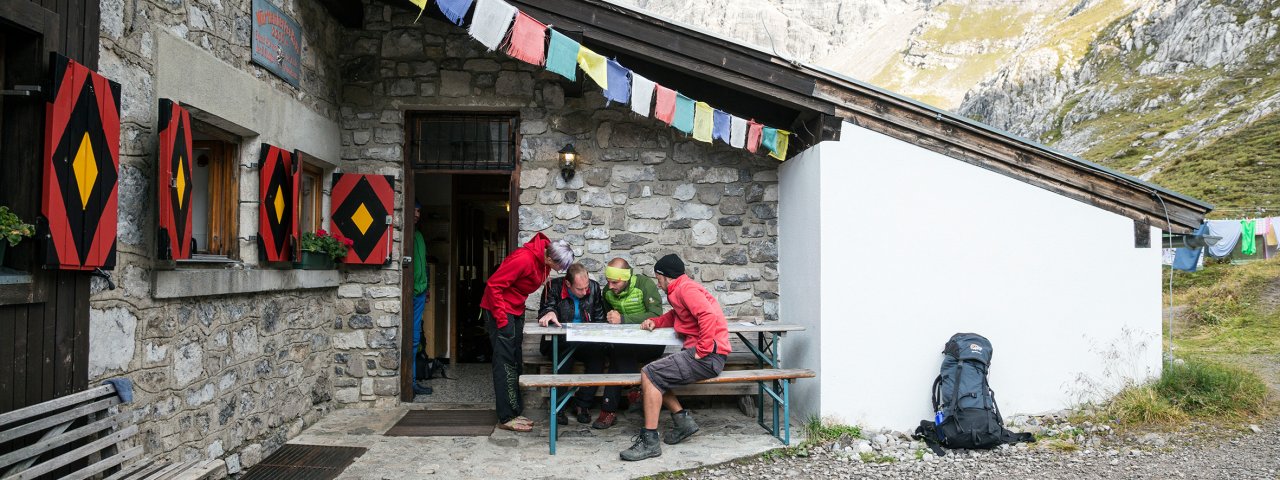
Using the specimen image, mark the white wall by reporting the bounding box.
[787,121,1163,430]
[778,143,824,422]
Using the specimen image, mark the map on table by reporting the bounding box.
[564,324,684,346]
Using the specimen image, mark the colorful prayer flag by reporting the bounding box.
[436,0,473,26]
[546,30,579,81]
[746,121,763,153]
[712,109,731,143]
[577,47,608,89]
[729,116,747,148]
[654,85,676,124]
[505,12,546,65]
[410,0,429,22]
[604,59,630,105]
[762,127,790,160]
[468,0,517,51]
[630,74,655,117]
[673,94,695,134]
[693,102,714,142]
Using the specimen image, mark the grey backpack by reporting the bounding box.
[913,333,1034,454]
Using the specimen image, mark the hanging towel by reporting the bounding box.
[410,0,429,22]
[546,30,579,81]
[102,378,134,404]
[653,85,676,124]
[468,0,517,51]
[673,94,695,134]
[746,121,763,153]
[729,116,747,148]
[1241,219,1257,255]
[1173,224,1208,272]
[1267,217,1280,246]
[769,130,791,160]
[693,102,714,142]
[437,0,473,25]
[577,47,609,89]
[630,74,655,117]
[505,12,546,65]
[604,59,630,105]
[712,110,731,143]
[1205,219,1243,258]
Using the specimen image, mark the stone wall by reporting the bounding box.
[91,0,355,473]
[340,3,781,325]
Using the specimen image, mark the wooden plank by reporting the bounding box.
[534,382,755,397]
[519,368,815,388]
[72,274,90,394]
[0,414,119,469]
[101,459,165,480]
[62,445,143,480]
[523,322,805,336]
[139,460,196,480]
[0,397,119,445]
[9,424,137,480]
[0,384,114,428]
[52,271,76,399]
[0,308,12,413]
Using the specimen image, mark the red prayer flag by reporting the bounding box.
[654,85,677,125]
[505,12,546,66]
[746,121,763,153]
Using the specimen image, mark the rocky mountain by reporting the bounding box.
[617,0,1280,213]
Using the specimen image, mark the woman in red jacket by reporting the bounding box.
[481,232,574,432]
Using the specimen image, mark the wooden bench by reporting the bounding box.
[519,368,816,454]
[0,383,210,480]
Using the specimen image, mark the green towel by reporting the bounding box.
[1242,219,1257,256]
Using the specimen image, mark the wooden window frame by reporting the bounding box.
[298,162,324,236]
[187,139,240,262]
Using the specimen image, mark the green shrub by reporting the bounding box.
[1155,358,1267,417]
[1106,384,1187,425]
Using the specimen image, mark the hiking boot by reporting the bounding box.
[555,410,568,426]
[573,405,591,424]
[412,383,433,396]
[663,410,699,445]
[620,429,662,461]
[592,411,617,429]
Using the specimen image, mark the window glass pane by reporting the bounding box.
[411,114,516,170]
[191,148,212,253]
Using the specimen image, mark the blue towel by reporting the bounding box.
[712,109,731,143]
[546,30,579,81]
[102,378,133,404]
[1173,223,1208,272]
[673,94,695,134]
[436,0,474,26]
[1205,219,1243,258]
[604,59,631,105]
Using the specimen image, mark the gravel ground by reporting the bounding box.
[668,418,1280,479]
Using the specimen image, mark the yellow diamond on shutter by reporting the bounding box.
[274,186,285,221]
[352,203,373,235]
[72,132,99,209]
[176,158,187,208]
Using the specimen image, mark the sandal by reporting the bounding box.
[513,416,534,426]
[498,419,533,432]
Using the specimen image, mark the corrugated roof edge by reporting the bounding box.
[596,0,1214,214]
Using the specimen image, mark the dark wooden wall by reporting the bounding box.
[0,0,99,414]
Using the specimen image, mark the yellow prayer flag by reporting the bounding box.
[693,102,714,143]
[577,47,608,89]
[768,130,790,160]
[409,0,429,22]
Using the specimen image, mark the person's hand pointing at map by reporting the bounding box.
[538,311,560,327]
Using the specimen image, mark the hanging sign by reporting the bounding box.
[251,0,302,87]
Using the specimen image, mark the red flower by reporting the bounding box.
[317,228,328,237]
[342,238,354,247]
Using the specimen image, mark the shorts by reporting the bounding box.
[641,348,726,393]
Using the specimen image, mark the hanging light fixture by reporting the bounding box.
[558,143,578,182]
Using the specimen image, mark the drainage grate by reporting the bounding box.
[240,444,366,480]
[384,409,498,437]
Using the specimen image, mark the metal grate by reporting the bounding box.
[239,444,366,480]
[409,114,517,171]
[384,409,498,437]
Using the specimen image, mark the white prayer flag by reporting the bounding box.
[630,73,656,117]
[469,0,517,51]
[729,115,747,148]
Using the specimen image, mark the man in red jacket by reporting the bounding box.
[621,254,731,461]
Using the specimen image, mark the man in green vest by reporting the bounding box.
[411,201,432,396]
[594,257,666,428]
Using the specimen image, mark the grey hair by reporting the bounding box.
[545,239,574,272]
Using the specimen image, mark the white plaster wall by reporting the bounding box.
[778,143,824,422]
[809,122,1163,430]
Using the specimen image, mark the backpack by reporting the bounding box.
[415,349,452,381]
[912,333,1034,456]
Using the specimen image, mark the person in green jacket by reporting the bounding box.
[411,201,432,396]
[594,257,666,428]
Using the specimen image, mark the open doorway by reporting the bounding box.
[403,111,519,403]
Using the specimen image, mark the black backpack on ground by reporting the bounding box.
[912,333,1034,455]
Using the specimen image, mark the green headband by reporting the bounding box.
[604,266,632,282]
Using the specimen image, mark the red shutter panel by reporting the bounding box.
[330,173,395,265]
[157,99,194,260]
[258,144,299,263]
[41,53,121,271]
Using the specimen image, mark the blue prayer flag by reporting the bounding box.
[437,0,474,26]
[546,30,579,81]
[673,94,695,134]
[712,109,731,143]
[604,59,631,105]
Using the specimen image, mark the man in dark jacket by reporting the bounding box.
[537,263,608,425]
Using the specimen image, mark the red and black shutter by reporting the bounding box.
[41,53,121,271]
[157,99,193,260]
[258,144,300,263]
[330,173,395,265]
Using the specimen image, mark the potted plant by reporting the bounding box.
[0,206,35,266]
[298,228,351,270]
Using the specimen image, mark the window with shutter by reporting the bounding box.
[157,99,193,260]
[41,54,120,270]
[330,173,394,265]
[258,144,299,264]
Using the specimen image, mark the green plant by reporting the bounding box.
[300,229,352,260]
[859,452,896,463]
[0,206,34,247]
[1106,384,1188,425]
[1155,358,1267,418]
